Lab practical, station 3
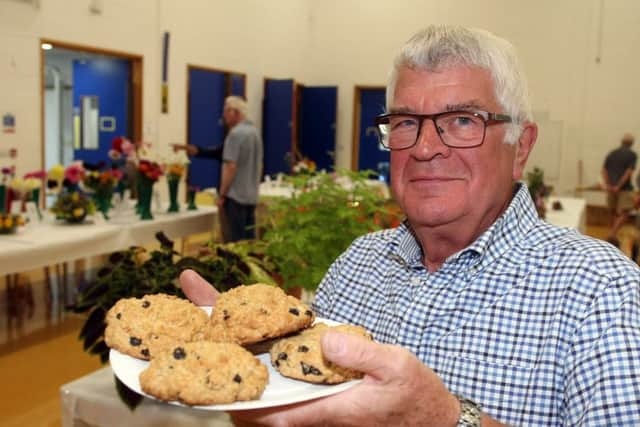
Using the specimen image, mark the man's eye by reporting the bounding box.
[452,115,479,127]
[391,119,418,130]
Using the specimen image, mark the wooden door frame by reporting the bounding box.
[39,39,143,176]
[351,85,385,170]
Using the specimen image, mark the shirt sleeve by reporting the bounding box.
[563,274,640,425]
[222,128,243,163]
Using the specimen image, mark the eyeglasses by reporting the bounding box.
[374,110,512,150]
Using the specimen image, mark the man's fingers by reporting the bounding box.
[179,269,218,306]
[321,331,399,381]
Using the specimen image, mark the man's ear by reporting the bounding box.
[512,122,538,180]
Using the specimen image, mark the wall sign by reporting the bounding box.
[2,113,15,133]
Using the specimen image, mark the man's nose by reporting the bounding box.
[413,119,450,158]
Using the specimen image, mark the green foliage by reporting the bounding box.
[526,166,552,200]
[259,169,394,291]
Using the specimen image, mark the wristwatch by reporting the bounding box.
[455,394,481,427]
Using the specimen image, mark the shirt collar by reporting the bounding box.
[389,182,539,268]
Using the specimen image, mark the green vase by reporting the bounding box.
[0,184,6,214]
[138,176,154,220]
[93,189,113,220]
[167,178,180,213]
[31,187,42,221]
[187,189,197,211]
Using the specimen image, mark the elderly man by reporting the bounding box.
[181,26,640,426]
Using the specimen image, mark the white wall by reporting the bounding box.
[1,0,639,196]
[305,0,640,194]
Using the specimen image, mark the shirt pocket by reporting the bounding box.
[433,353,555,426]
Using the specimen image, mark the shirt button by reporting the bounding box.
[410,277,421,285]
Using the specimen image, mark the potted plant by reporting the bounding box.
[258,169,401,294]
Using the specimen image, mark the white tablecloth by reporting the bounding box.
[60,367,232,427]
[545,196,587,233]
[0,206,217,275]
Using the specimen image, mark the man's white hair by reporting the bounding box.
[225,96,248,118]
[387,25,532,145]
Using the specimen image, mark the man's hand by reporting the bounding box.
[230,332,460,427]
[179,269,219,306]
[172,143,199,156]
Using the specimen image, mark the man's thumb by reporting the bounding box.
[321,330,391,380]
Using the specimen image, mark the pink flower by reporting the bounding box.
[108,149,122,160]
[23,170,46,180]
[111,169,124,180]
[65,163,84,184]
[121,140,135,156]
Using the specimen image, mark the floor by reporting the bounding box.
[0,222,636,427]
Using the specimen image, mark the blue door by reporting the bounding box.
[188,69,226,190]
[229,74,245,96]
[263,79,294,177]
[299,86,337,172]
[357,88,390,182]
[73,58,130,165]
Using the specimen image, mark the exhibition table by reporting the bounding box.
[0,206,217,276]
[545,196,587,233]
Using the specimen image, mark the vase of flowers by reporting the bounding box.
[136,159,163,220]
[164,151,189,213]
[24,170,46,221]
[187,185,198,211]
[51,190,96,223]
[109,136,136,199]
[0,213,25,234]
[83,168,122,220]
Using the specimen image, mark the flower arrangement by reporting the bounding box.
[162,151,189,213]
[83,168,123,193]
[286,150,317,176]
[292,157,317,175]
[109,136,137,196]
[137,159,163,182]
[82,165,123,219]
[47,164,65,191]
[1,166,15,185]
[163,151,190,181]
[48,163,95,223]
[0,213,25,234]
[135,148,164,220]
[0,166,15,214]
[108,136,136,163]
[50,190,96,223]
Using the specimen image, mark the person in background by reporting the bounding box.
[601,133,636,246]
[215,96,262,242]
[181,25,640,426]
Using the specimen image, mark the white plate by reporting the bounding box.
[109,310,359,410]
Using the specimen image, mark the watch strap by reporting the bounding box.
[454,394,481,427]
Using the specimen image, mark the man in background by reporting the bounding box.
[174,96,262,242]
[215,96,262,242]
[601,133,636,245]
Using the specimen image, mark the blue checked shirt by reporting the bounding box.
[313,183,640,426]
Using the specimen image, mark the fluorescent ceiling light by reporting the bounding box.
[41,43,53,50]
